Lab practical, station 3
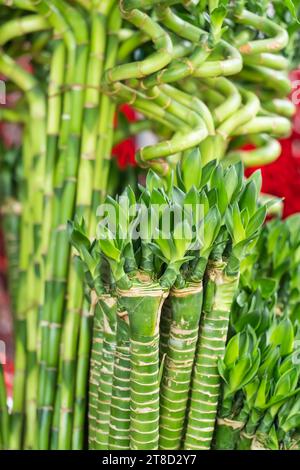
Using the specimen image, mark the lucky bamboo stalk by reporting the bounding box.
[57,0,114,449]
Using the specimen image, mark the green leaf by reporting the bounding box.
[184,186,200,206]
[239,180,257,218]
[257,278,277,299]
[268,319,294,357]
[246,205,267,238]
[229,357,251,391]
[224,333,240,367]
[173,220,193,259]
[201,159,217,188]
[211,165,228,215]
[225,207,234,241]
[239,351,261,390]
[248,170,262,195]
[244,377,260,405]
[232,202,246,244]
[67,220,90,253]
[150,188,168,206]
[255,375,270,409]
[154,231,173,261]
[210,5,227,42]
[224,166,238,202]
[241,207,250,228]
[283,0,300,22]
[202,206,221,253]
[218,357,228,383]
[122,185,136,207]
[98,232,121,262]
[284,412,300,432]
[258,347,280,379]
[200,189,210,215]
[207,188,217,207]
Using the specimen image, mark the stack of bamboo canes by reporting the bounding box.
[0,0,297,450]
[215,215,300,450]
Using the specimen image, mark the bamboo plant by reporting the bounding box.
[0,0,298,451]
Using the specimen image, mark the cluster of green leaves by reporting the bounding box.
[217,215,300,449]
[242,214,300,318]
[68,149,265,291]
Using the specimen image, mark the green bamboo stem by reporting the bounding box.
[103,4,173,85]
[41,39,66,272]
[0,15,49,45]
[155,4,206,44]
[89,3,121,235]
[135,87,208,165]
[263,99,295,118]
[237,66,291,96]
[0,52,47,446]
[201,78,241,126]
[108,309,131,450]
[111,83,185,132]
[0,45,46,251]
[171,81,217,162]
[159,283,203,450]
[0,47,46,447]
[236,408,263,449]
[217,89,260,140]
[193,41,242,78]
[21,38,65,451]
[184,259,240,450]
[36,1,79,420]
[155,6,242,79]
[146,85,208,133]
[162,84,215,135]
[50,356,62,450]
[36,38,65,406]
[159,297,172,363]
[233,116,291,138]
[243,53,288,71]
[57,256,84,450]
[141,43,211,89]
[88,299,104,449]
